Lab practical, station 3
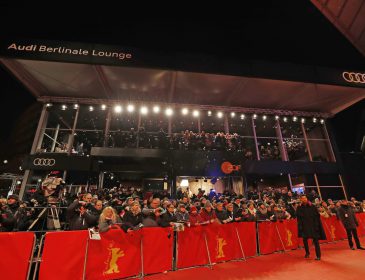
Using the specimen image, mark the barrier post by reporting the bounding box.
[32,234,45,280]
[256,222,261,255]
[26,233,36,280]
[235,227,246,261]
[173,231,178,271]
[275,223,286,252]
[203,232,213,269]
[140,235,144,279]
[82,238,89,280]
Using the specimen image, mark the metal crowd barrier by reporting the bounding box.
[0,213,365,279]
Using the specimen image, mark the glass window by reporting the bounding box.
[76,106,106,130]
[256,138,282,160]
[241,137,257,160]
[280,118,303,138]
[46,104,76,130]
[200,111,225,134]
[290,174,316,188]
[305,122,327,139]
[308,140,335,162]
[283,138,310,161]
[316,174,341,186]
[229,114,253,136]
[254,116,277,137]
[319,187,345,201]
[73,131,104,155]
[171,114,198,133]
[40,129,71,153]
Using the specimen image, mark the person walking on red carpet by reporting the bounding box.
[337,200,365,251]
[296,194,326,260]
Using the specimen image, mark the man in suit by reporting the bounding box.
[296,194,326,260]
[338,200,365,250]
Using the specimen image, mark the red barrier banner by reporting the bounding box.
[204,223,242,263]
[0,232,35,280]
[39,230,88,280]
[275,220,299,250]
[142,227,173,274]
[235,222,257,257]
[177,226,209,269]
[319,217,334,243]
[86,229,142,280]
[321,216,347,241]
[356,213,365,236]
[258,222,283,254]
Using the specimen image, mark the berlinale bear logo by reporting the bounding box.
[104,243,125,275]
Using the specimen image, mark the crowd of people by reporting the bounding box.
[1,183,365,234]
[43,128,290,161]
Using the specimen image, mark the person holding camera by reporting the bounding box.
[296,194,326,261]
[66,193,98,230]
[337,200,365,250]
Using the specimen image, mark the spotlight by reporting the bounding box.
[293,116,297,122]
[275,115,279,120]
[217,112,223,118]
[181,108,189,115]
[38,179,42,183]
[127,104,135,113]
[301,118,305,123]
[313,117,317,123]
[46,103,52,107]
[207,110,212,116]
[140,106,148,115]
[165,108,173,116]
[253,114,257,119]
[114,105,122,113]
[61,104,67,110]
[16,180,21,185]
[230,112,235,118]
[283,117,288,122]
[262,115,267,121]
[320,119,325,124]
[153,106,160,113]
[101,104,107,110]
[240,114,245,120]
[192,110,199,117]
[3,160,8,164]
[73,104,79,109]
[89,106,94,112]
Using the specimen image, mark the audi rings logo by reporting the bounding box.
[33,158,56,167]
[342,72,365,83]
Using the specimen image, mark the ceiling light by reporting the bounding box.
[114,105,122,113]
[153,106,160,113]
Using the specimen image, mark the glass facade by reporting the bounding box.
[30,102,344,199]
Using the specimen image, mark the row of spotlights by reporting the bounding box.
[48,103,325,123]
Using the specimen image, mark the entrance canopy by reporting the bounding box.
[1,39,365,116]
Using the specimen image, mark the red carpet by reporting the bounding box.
[146,237,365,280]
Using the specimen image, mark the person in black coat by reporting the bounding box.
[158,203,177,227]
[122,202,143,230]
[337,200,365,250]
[296,194,326,260]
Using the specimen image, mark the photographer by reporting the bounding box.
[175,204,190,223]
[142,198,163,227]
[66,193,98,230]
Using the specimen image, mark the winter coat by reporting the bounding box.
[296,203,326,240]
[337,205,358,230]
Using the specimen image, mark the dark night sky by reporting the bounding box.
[0,1,364,151]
